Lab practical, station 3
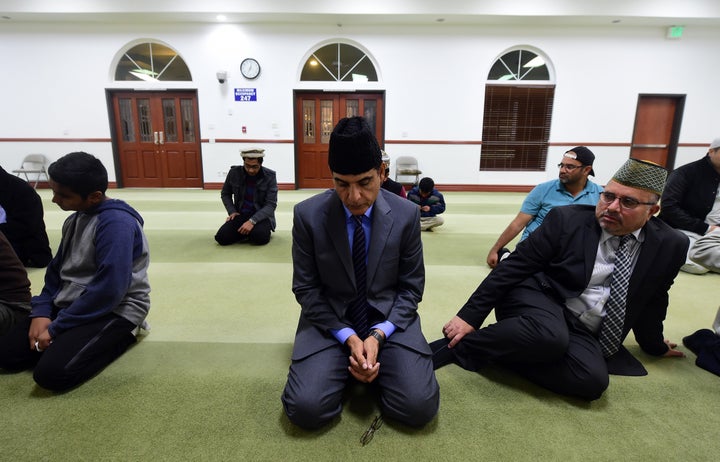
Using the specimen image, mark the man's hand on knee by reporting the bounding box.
[442,316,475,348]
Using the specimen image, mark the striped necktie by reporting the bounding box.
[348,215,369,338]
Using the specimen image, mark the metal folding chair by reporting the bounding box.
[12,154,49,188]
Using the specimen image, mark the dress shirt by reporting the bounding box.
[565,228,643,333]
[331,203,396,345]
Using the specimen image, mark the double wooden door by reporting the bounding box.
[111,91,203,187]
[295,92,384,188]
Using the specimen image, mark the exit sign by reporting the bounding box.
[667,26,684,39]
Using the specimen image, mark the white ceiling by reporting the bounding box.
[2,0,720,27]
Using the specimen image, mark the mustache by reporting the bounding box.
[600,211,621,220]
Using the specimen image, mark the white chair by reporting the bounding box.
[394,155,422,186]
[12,154,49,188]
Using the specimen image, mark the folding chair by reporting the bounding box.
[394,156,422,186]
[12,154,49,188]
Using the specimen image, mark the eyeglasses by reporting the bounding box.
[557,163,583,171]
[600,191,656,209]
[360,415,383,446]
[243,163,261,171]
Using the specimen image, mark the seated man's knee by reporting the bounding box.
[33,362,76,392]
[214,233,234,246]
[381,384,439,427]
[573,369,609,401]
[281,390,340,430]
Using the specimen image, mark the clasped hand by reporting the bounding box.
[28,317,53,351]
[346,335,381,383]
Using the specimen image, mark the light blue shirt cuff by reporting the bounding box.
[332,327,356,345]
[372,320,395,338]
[331,321,396,344]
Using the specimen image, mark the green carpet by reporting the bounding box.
[3,189,719,461]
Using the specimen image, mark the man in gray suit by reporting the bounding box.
[282,117,439,430]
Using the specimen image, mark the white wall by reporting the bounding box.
[1,20,718,187]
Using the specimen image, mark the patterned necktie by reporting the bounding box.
[599,234,634,357]
[348,215,369,338]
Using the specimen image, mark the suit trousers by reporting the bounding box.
[453,280,609,400]
[215,214,272,246]
[281,341,440,429]
[0,313,137,391]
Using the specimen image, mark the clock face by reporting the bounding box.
[240,58,261,79]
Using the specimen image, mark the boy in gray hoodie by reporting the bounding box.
[0,152,150,391]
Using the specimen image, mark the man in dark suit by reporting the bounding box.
[282,117,439,430]
[432,158,688,400]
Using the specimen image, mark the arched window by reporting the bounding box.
[301,42,378,82]
[481,47,555,171]
[487,49,551,81]
[114,42,191,82]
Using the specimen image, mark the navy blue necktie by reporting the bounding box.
[348,215,369,338]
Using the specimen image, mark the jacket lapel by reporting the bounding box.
[626,218,660,300]
[584,217,601,285]
[367,192,392,289]
[327,193,355,284]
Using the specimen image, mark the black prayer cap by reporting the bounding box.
[327,117,382,175]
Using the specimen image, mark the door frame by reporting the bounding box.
[292,90,386,189]
[629,93,685,170]
[106,88,204,188]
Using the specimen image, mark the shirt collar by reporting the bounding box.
[343,204,374,222]
[599,227,644,246]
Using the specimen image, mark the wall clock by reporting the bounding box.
[240,58,261,79]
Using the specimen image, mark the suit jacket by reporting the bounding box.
[658,155,720,235]
[220,165,278,230]
[0,166,52,267]
[289,188,430,360]
[457,205,688,356]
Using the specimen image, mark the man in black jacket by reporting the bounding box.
[432,158,688,401]
[0,165,52,267]
[214,148,278,246]
[658,138,720,274]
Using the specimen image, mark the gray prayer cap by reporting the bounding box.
[610,158,667,196]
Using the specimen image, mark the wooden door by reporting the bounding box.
[294,92,384,189]
[111,91,203,187]
[629,94,685,169]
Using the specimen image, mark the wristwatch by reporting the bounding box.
[249,218,257,225]
[368,330,385,348]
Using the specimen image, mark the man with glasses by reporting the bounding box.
[432,158,688,400]
[658,137,720,274]
[486,146,602,267]
[214,148,278,246]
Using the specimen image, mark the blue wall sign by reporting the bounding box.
[234,88,257,102]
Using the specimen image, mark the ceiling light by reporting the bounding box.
[523,56,546,68]
[129,69,159,82]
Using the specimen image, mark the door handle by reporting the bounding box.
[159,131,164,145]
[632,144,667,148]
[153,131,159,145]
